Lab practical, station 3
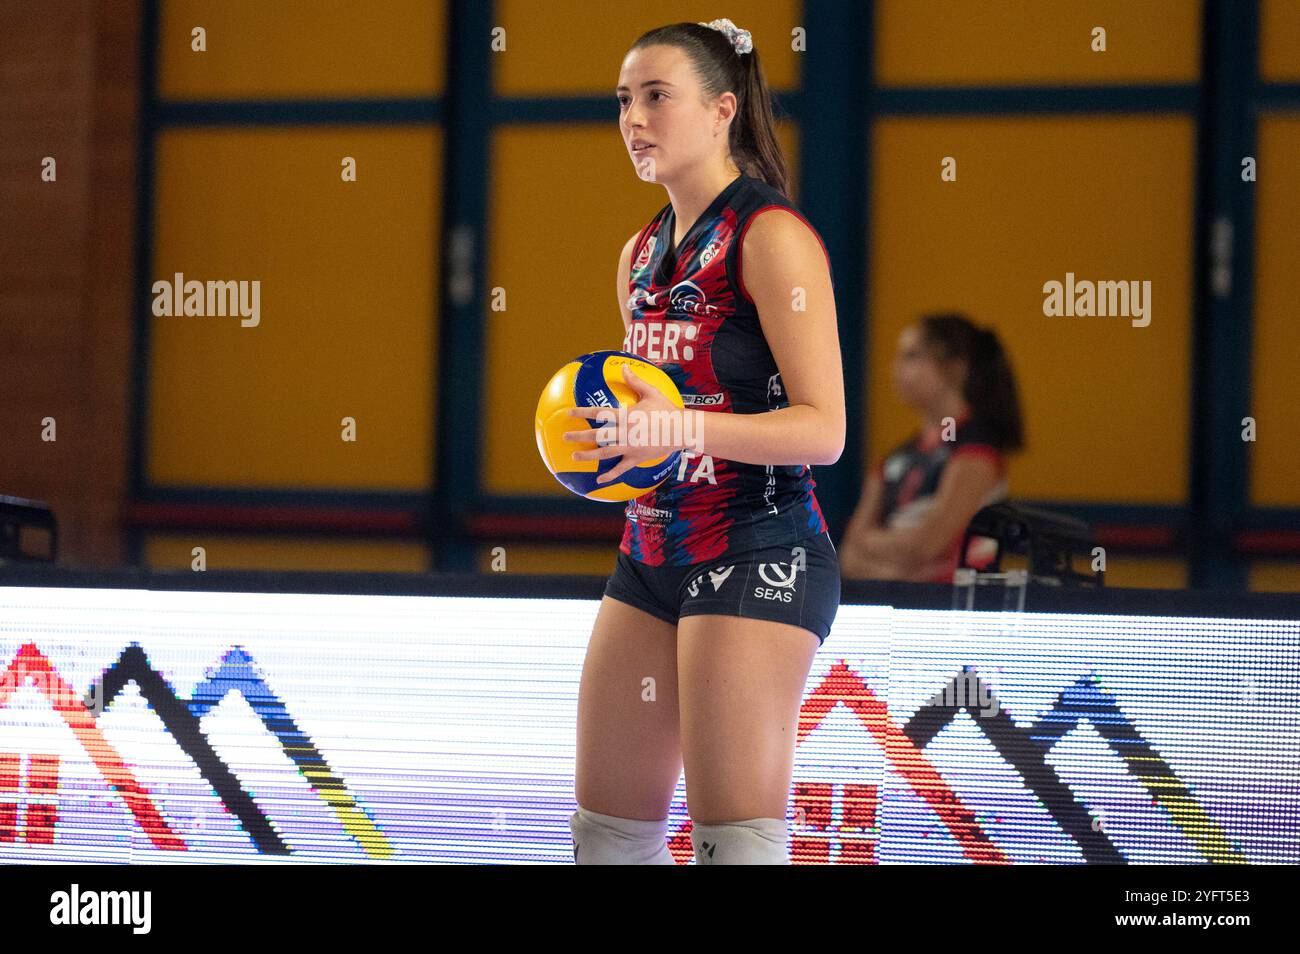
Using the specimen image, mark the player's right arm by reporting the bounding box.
[617,232,638,336]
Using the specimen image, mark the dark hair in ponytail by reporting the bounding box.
[918,312,1025,452]
[630,22,790,198]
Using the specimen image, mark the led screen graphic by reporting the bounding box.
[0,585,1296,864]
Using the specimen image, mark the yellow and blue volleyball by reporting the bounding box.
[535,350,684,502]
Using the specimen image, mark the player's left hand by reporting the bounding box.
[564,364,686,484]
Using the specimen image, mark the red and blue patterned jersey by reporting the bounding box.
[619,173,831,566]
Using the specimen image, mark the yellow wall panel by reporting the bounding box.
[1261,0,1300,82]
[1250,561,1300,593]
[484,122,799,494]
[495,0,800,95]
[866,116,1194,503]
[159,0,446,99]
[145,534,430,572]
[149,127,439,490]
[1249,114,1300,506]
[876,0,1200,86]
[1101,556,1187,589]
[476,543,618,575]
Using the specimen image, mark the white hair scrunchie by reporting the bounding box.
[699,17,753,54]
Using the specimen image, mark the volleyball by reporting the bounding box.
[534,350,684,502]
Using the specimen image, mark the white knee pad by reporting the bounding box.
[691,817,790,864]
[569,807,676,864]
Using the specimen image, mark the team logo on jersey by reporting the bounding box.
[759,561,795,605]
[699,239,722,268]
[633,235,657,271]
[687,564,736,597]
[755,560,800,603]
[708,565,736,590]
[757,562,799,589]
[667,280,718,317]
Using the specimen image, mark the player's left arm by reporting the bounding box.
[683,208,845,466]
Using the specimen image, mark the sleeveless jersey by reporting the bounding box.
[874,413,1008,581]
[619,173,831,566]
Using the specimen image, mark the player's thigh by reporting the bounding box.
[575,595,683,820]
[676,614,819,824]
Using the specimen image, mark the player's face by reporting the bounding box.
[617,44,714,183]
[892,324,962,411]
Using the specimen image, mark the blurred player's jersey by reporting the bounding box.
[874,412,1008,581]
[619,173,831,566]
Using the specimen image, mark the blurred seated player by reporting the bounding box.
[840,313,1024,582]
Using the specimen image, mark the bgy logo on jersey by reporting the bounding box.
[686,564,736,597]
[755,557,802,602]
[681,392,724,406]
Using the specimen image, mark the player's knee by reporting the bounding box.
[569,806,675,864]
[690,817,789,864]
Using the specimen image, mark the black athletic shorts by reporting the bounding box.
[602,529,841,645]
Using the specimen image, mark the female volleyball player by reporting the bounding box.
[562,19,845,864]
[839,313,1024,582]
